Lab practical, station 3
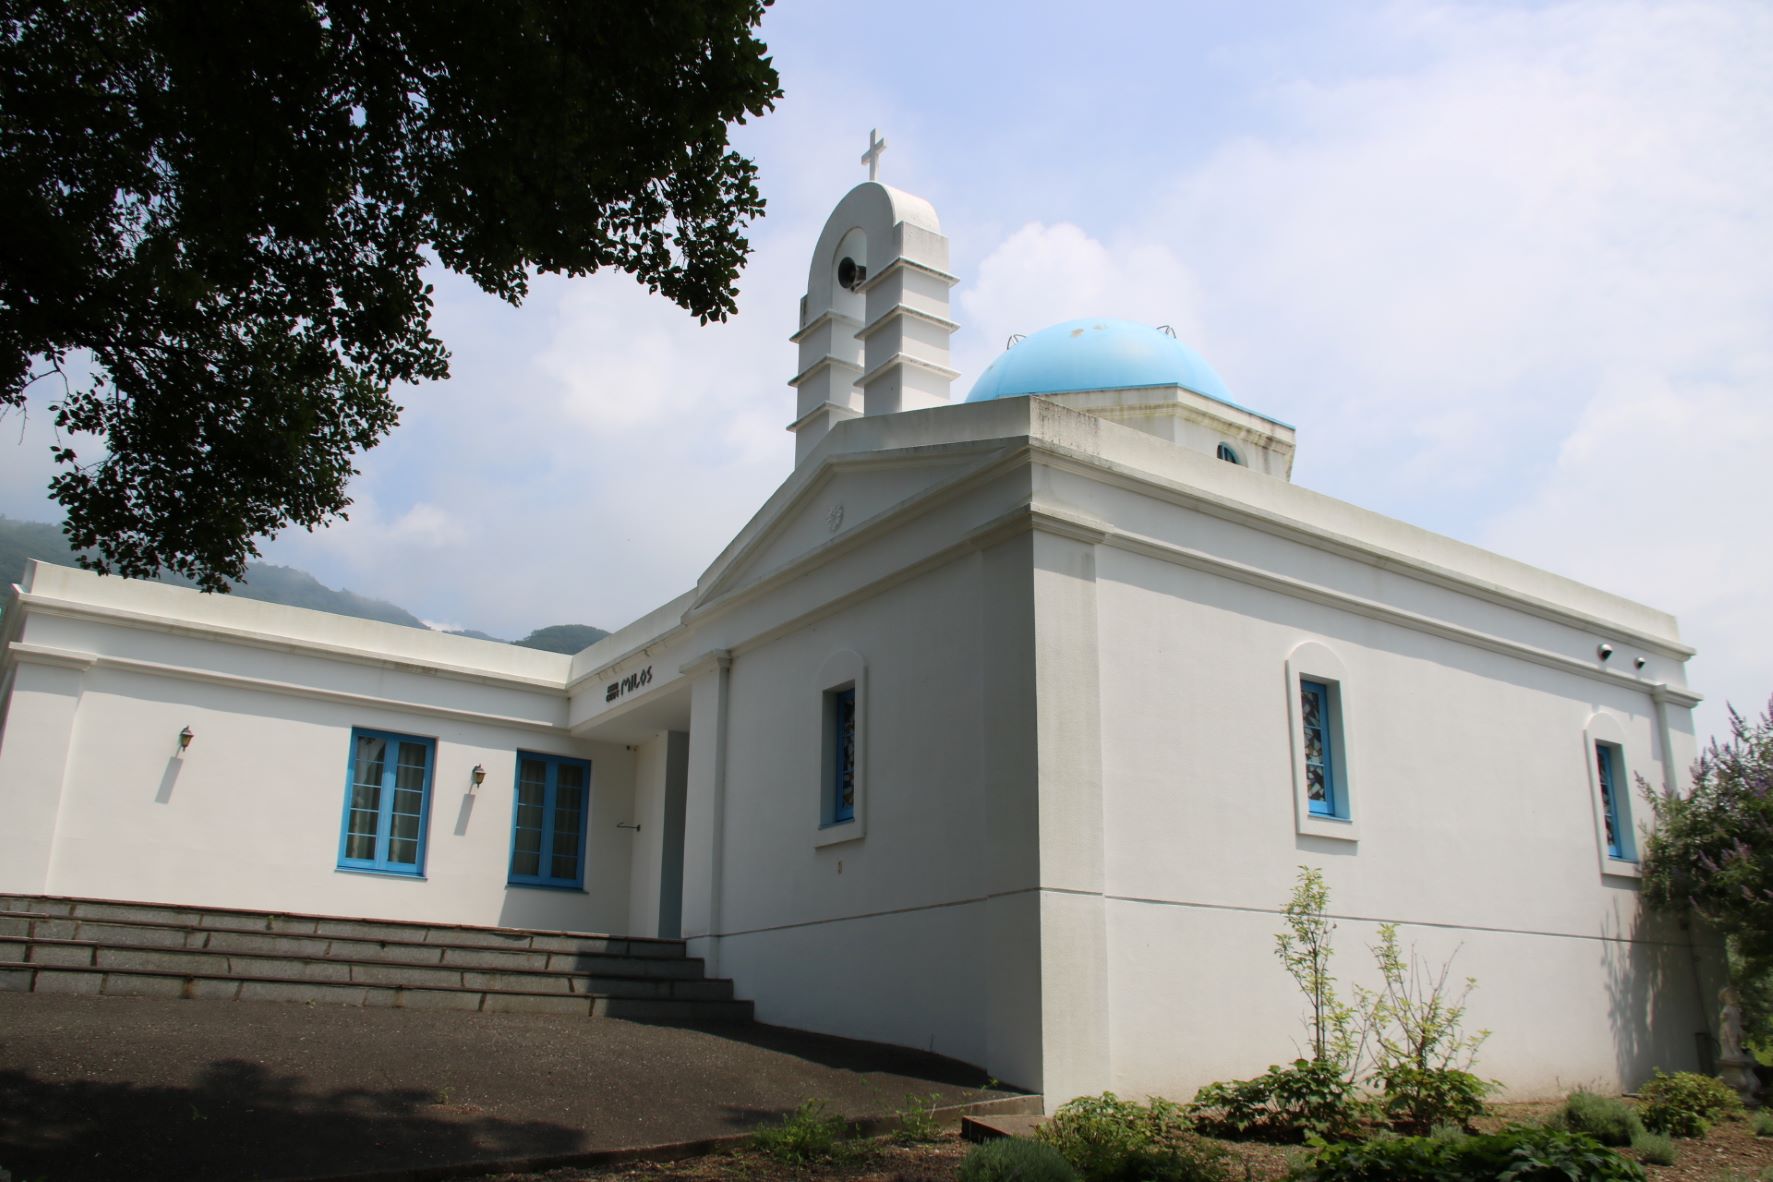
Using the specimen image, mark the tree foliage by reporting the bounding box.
[1641,698,1773,1045]
[1,1,779,589]
[1275,865,1360,1069]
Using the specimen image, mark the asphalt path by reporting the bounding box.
[0,993,1008,1182]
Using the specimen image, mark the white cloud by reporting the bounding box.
[389,503,464,548]
[6,0,1766,743]
[957,223,1209,390]
[948,0,1773,741]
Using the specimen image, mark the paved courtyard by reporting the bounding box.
[0,993,1012,1181]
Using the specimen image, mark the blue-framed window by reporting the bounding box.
[831,687,856,824]
[338,728,435,876]
[1300,679,1338,818]
[1594,741,1632,860]
[509,752,590,889]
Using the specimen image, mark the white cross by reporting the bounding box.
[860,129,887,181]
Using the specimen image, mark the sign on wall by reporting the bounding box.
[605,666,653,703]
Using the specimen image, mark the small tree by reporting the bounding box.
[1363,924,1493,1130]
[1641,698,1773,1049]
[1275,866,1362,1072]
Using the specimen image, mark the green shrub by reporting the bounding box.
[1636,1070,1743,1137]
[1558,1090,1645,1147]
[750,1098,846,1164]
[1036,1092,1232,1182]
[1374,1064,1493,1133]
[1290,1126,1646,1181]
[1628,1129,1676,1165]
[1752,1108,1773,1136]
[1036,1093,1153,1182]
[894,1092,944,1143]
[958,1137,1079,1182]
[1191,1059,1369,1141]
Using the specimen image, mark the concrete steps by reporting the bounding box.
[0,894,751,1021]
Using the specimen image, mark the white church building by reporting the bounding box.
[0,175,1714,1107]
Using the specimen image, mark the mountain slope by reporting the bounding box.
[0,516,607,651]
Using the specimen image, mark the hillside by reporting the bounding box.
[0,516,608,654]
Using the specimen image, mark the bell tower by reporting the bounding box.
[788,137,958,466]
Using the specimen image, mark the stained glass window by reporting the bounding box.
[833,687,856,824]
[509,752,590,889]
[1300,679,1337,817]
[338,729,434,875]
[1595,742,1623,859]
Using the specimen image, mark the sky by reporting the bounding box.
[2,0,1769,745]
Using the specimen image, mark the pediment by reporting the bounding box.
[693,443,1007,610]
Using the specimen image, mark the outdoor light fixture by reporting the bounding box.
[1596,643,1614,661]
[178,726,194,751]
[470,764,486,790]
[1635,657,1648,671]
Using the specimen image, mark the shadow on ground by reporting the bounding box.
[0,1059,584,1182]
[660,1020,998,1089]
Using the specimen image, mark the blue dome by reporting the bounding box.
[966,318,1235,405]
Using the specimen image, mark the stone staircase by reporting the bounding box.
[0,894,750,1022]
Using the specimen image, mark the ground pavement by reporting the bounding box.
[0,993,1015,1182]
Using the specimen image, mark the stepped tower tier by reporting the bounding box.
[788,182,958,466]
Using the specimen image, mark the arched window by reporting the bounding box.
[1285,641,1359,842]
[1216,442,1243,465]
[814,650,867,847]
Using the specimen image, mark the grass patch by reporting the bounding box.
[1559,1090,1645,1147]
[958,1137,1079,1182]
[1628,1129,1676,1165]
[749,1099,868,1167]
[893,1092,945,1144]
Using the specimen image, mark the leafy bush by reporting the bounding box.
[958,1137,1079,1182]
[1753,1108,1773,1136]
[1363,924,1492,1133]
[1191,1058,1369,1141]
[750,1098,847,1164]
[1557,1090,1644,1147]
[1036,1092,1232,1182]
[1290,1126,1646,1182]
[1640,699,1773,1052]
[1373,1064,1493,1134]
[1628,1129,1676,1165]
[1635,1070,1743,1137]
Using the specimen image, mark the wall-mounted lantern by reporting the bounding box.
[178,726,195,752]
[470,764,486,791]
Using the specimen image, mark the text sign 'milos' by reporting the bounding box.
[605,665,653,703]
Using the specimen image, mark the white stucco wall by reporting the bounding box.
[1069,520,1705,1106]
[0,565,636,933]
[686,552,1010,1075]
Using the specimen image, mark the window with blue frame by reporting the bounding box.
[830,686,856,825]
[1300,679,1339,818]
[1594,741,1632,861]
[509,752,590,889]
[339,729,434,875]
